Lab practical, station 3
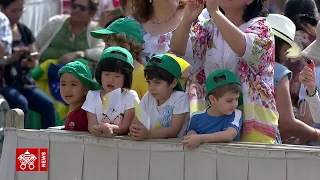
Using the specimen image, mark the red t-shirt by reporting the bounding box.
[64,107,88,132]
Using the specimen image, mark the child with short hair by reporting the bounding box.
[82,46,139,136]
[129,54,190,140]
[90,18,148,99]
[58,61,101,131]
[182,69,243,149]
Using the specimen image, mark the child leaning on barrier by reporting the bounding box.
[182,70,243,149]
[82,46,140,136]
[58,61,101,131]
[129,54,190,140]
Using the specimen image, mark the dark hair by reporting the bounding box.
[0,0,18,8]
[208,76,241,99]
[132,0,187,23]
[242,0,269,22]
[144,66,175,85]
[95,58,133,89]
[284,0,319,35]
[274,36,290,63]
[315,0,320,13]
[71,0,99,12]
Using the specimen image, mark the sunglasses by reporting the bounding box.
[71,3,89,12]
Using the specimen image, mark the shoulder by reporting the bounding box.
[274,63,292,83]
[88,20,102,30]
[87,90,101,99]
[191,109,207,119]
[0,12,9,23]
[48,14,70,24]
[124,89,139,99]
[172,91,188,99]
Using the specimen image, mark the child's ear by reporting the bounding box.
[170,78,178,88]
[208,95,217,104]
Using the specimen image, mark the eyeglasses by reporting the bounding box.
[71,3,90,12]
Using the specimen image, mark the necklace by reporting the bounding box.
[151,11,177,27]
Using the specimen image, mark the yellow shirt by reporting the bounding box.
[132,65,148,99]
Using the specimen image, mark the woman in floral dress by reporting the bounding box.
[129,0,187,65]
[171,0,278,143]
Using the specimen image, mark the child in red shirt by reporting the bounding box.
[58,61,101,131]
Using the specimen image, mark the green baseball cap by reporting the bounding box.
[99,46,134,68]
[90,18,143,43]
[58,61,102,90]
[146,54,183,91]
[206,69,243,105]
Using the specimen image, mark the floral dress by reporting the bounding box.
[187,17,279,143]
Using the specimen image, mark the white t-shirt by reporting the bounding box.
[82,89,140,125]
[140,91,190,138]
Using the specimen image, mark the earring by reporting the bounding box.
[149,0,152,3]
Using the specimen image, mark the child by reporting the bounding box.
[166,53,191,90]
[90,18,148,99]
[58,61,101,131]
[129,54,190,140]
[182,69,243,149]
[82,46,139,136]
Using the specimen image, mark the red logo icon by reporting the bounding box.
[16,148,48,171]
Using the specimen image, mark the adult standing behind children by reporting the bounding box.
[130,54,190,140]
[182,70,242,149]
[0,11,12,88]
[171,0,278,143]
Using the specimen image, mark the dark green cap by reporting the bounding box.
[99,46,134,68]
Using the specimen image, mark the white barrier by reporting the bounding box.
[1,128,320,180]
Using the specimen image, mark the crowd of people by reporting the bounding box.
[1,0,320,148]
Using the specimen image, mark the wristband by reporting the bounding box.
[306,87,318,97]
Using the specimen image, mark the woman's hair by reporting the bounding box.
[131,0,187,23]
[315,0,320,13]
[0,0,17,8]
[103,33,143,63]
[71,0,99,13]
[284,0,319,35]
[242,0,269,22]
[274,36,290,63]
[95,58,133,89]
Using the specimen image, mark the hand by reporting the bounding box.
[182,134,202,149]
[130,123,150,141]
[299,66,316,94]
[11,47,29,62]
[100,123,114,134]
[91,125,102,136]
[59,51,84,64]
[21,59,38,69]
[99,10,114,27]
[184,0,205,22]
[205,0,220,15]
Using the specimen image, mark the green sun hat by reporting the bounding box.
[58,61,102,90]
[90,18,143,43]
[206,69,243,106]
[99,46,134,68]
[146,54,183,91]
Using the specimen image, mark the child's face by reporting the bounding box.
[101,71,125,93]
[102,39,119,50]
[147,78,177,104]
[209,91,239,115]
[60,73,88,105]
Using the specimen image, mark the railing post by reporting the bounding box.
[5,108,24,129]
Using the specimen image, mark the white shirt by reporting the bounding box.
[82,89,140,125]
[140,91,190,138]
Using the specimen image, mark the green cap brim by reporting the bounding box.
[90,29,116,39]
[78,76,102,90]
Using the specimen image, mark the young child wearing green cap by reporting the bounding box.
[90,18,148,99]
[129,54,190,140]
[182,69,243,149]
[82,46,140,136]
[58,61,101,131]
